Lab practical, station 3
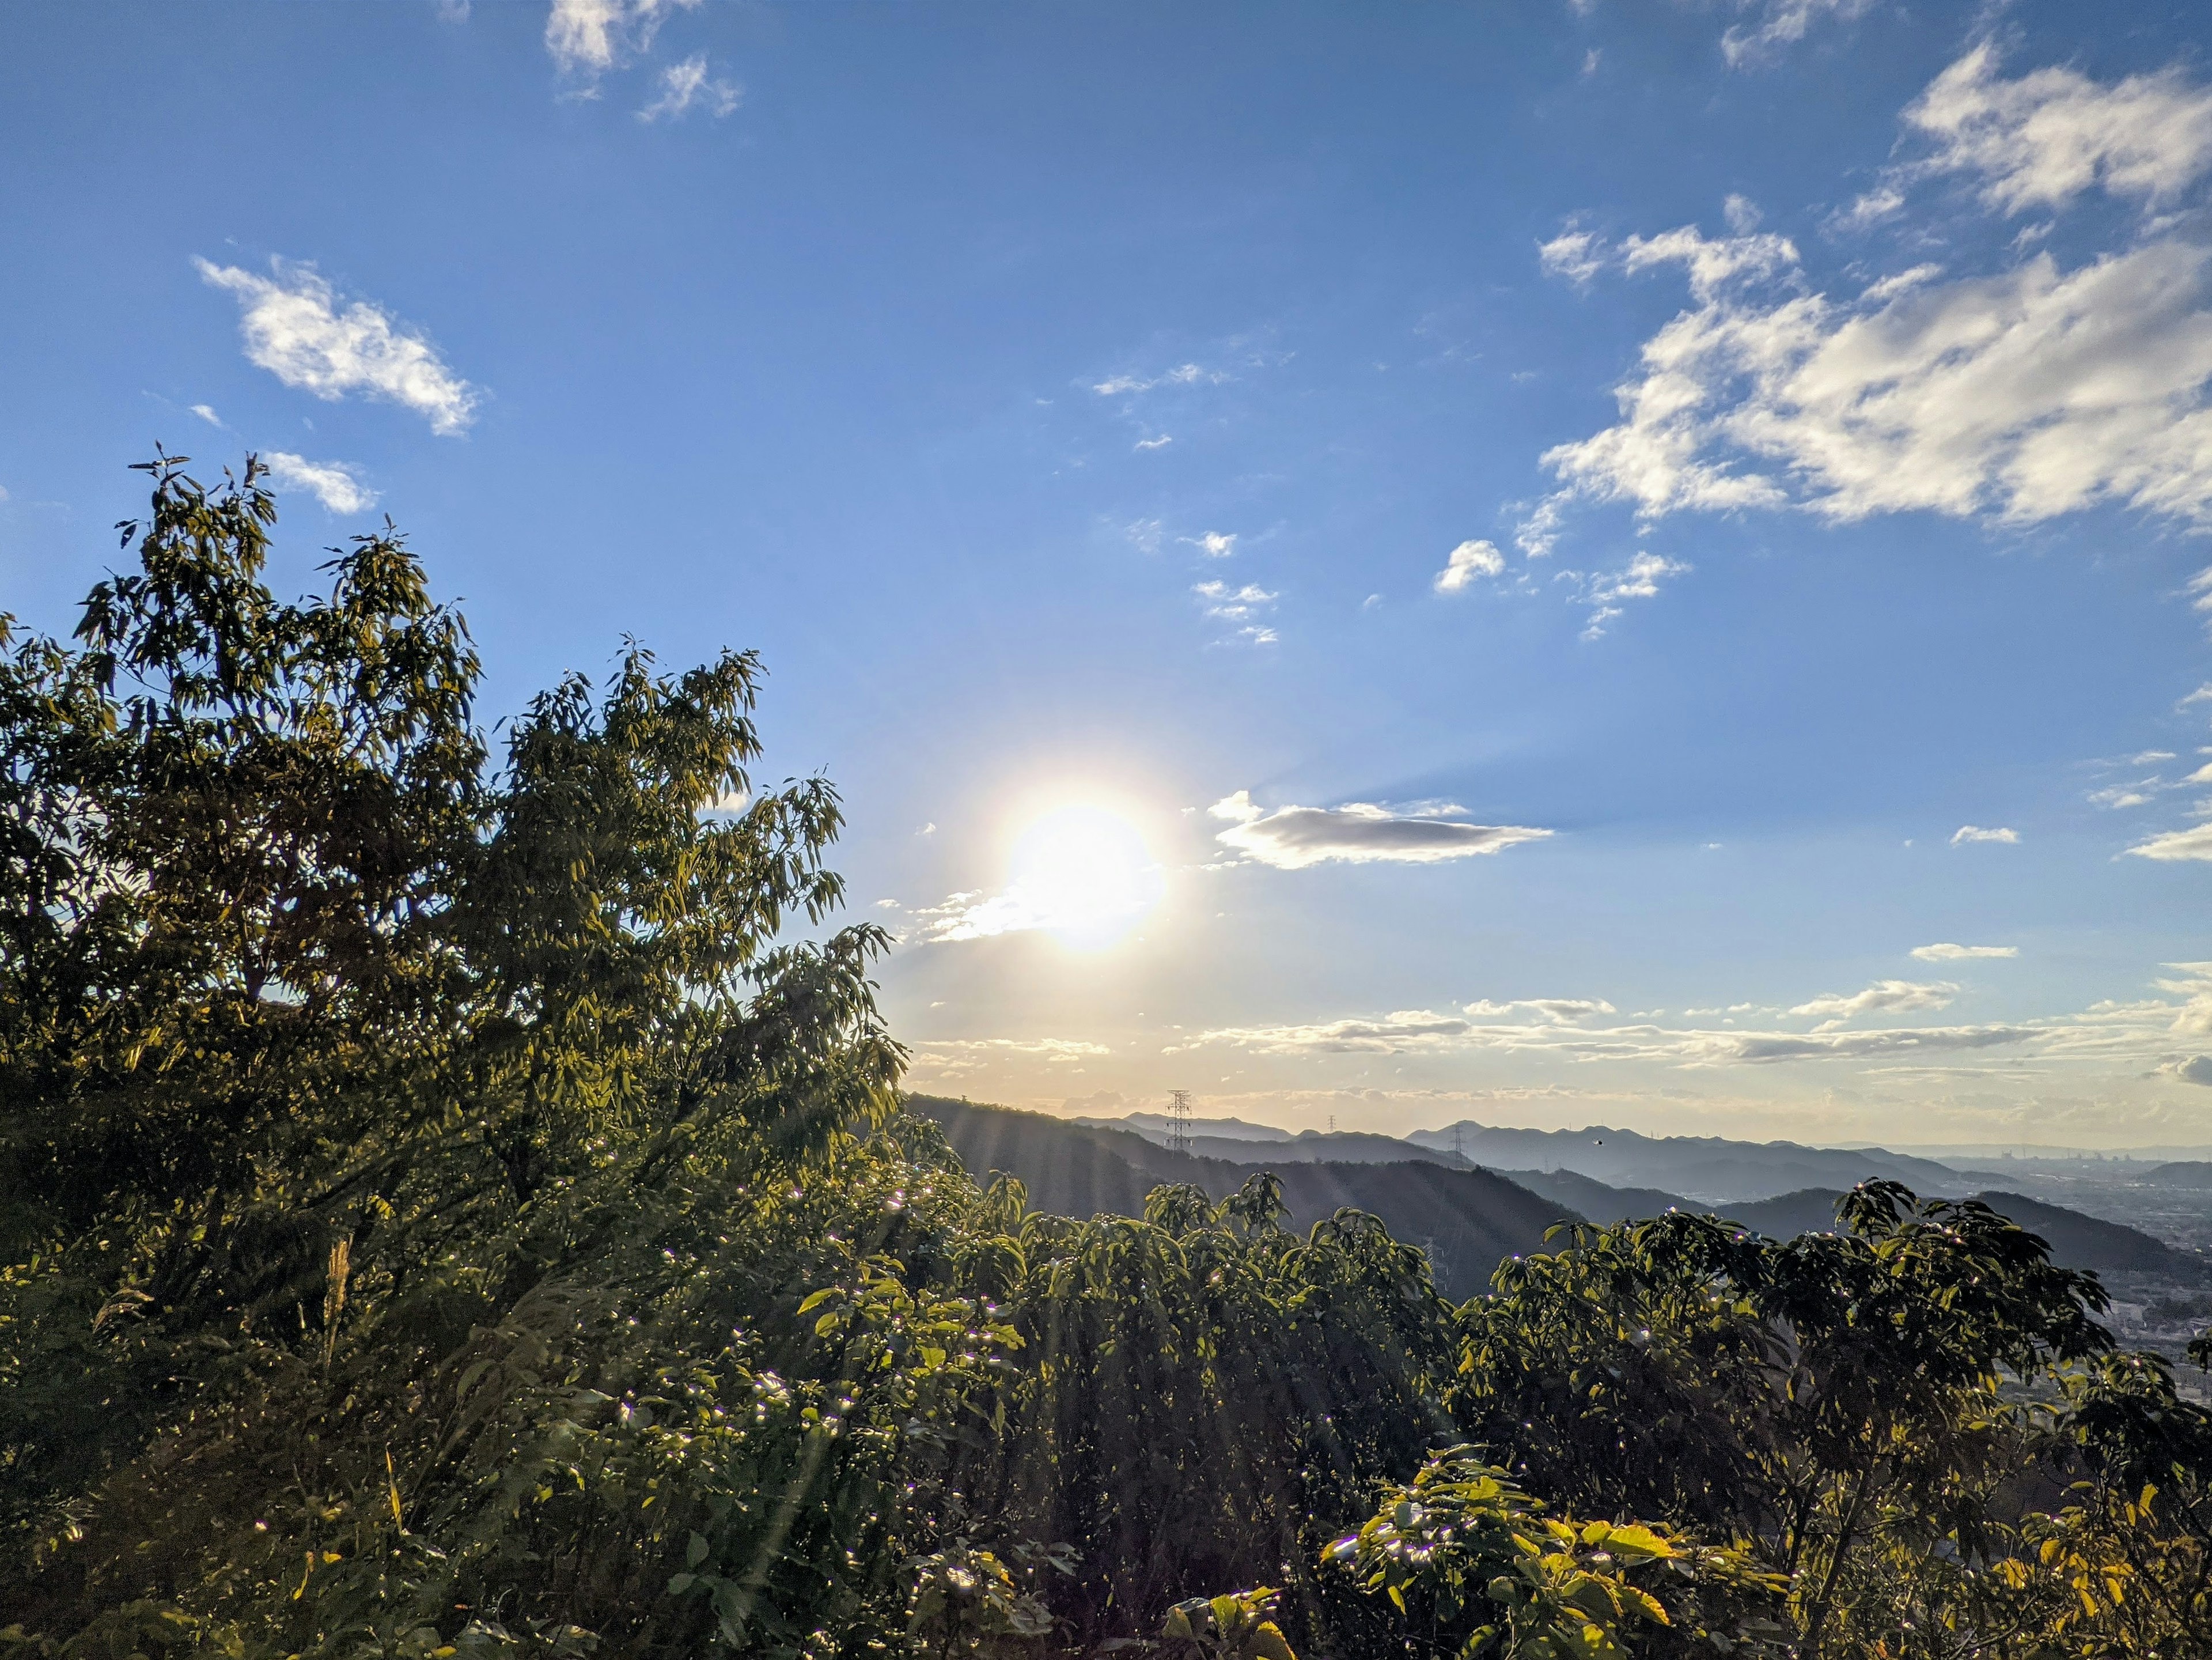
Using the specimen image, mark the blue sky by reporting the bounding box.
[5,0,2212,1147]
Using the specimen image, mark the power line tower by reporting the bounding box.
[1452,1121,1465,1164]
[1166,1090,1193,1156]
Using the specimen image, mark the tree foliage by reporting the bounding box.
[5,456,2211,1660]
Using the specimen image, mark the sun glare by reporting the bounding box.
[1001,803,1163,950]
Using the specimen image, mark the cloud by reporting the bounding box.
[2168,1054,2212,1086]
[1185,531,1238,558]
[1904,43,2212,215]
[195,258,479,436]
[1092,363,1223,396]
[1577,550,1691,638]
[189,403,225,428]
[1952,825,2020,845]
[1192,580,1274,619]
[1173,1007,2037,1067]
[1434,538,1505,593]
[1721,0,1874,69]
[1209,793,1553,869]
[638,53,739,121]
[1789,978,1957,1024]
[260,451,378,515]
[1194,581,1277,641]
[1126,519,1164,554]
[1527,54,2212,554]
[1464,997,1617,1023]
[1538,226,1605,286]
[2127,820,2212,861]
[1911,942,2018,962]
[910,1037,1112,1075]
[545,0,698,77]
[2181,683,2212,708]
[1134,434,1173,451]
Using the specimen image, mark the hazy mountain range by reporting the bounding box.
[933,1099,2210,1298]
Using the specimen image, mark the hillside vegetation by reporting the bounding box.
[4,460,2211,1660]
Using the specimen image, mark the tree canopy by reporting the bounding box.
[4,456,2210,1660]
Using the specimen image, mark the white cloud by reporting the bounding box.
[1538,226,1605,286]
[1529,54,2212,555]
[2127,820,2212,862]
[1789,978,1957,1025]
[639,53,739,122]
[1721,0,1874,69]
[1578,551,1691,639]
[1134,434,1173,451]
[545,0,698,77]
[260,451,378,515]
[1193,581,1276,641]
[1209,793,1552,870]
[1911,942,2018,962]
[1126,518,1164,554]
[195,259,479,436]
[1092,363,1222,396]
[2181,683,2212,708]
[1434,538,1505,593]
[910,1037,1113,1075]
[1537,230,2212,535]
[1905,43,2212,215]
[1186,531,1238,558]
[1952,825,2020,845]
[189,403,225,428]
[2168,1054,2212,1086]
[1464,997,1616,1022]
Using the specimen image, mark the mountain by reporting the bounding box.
[1078,1110,1296,1143]
[1696,1188,2203,1278]
[2144,1161,2212,1188]
[1499,1167,1691,1224]
[910,1095,1570,1297]
[1404,1121,1965,1202]
[1183,1129,1470,1167]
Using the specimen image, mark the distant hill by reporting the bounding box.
[1499,1167,1690,1224]
[1183,1129,1470,1167]
[911,1096,1569,1298]
[2144,1161,2212,1188]
[1699,1187,2204,1278]
[1080,1110,1296,1143]
[1404,1121,1964,1203]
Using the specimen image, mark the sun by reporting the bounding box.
[1001,803,1164,951]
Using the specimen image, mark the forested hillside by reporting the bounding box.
[915,1096,1567,1295]
[4,462,2211,1660]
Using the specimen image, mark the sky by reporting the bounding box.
[4,1,2212,1150]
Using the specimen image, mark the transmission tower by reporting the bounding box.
[1452,1121,1465,1163]
[1166,1090,1193,1156]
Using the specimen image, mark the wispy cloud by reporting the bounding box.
[1208,791,1552,870]
[1904,43,2212,215]
[1193,581,1277,643]
[1789,978,1957,1027]
[1721,0,1874,70]
[639,52,739,121]
[1911,943,2018,962]
[1433,538,1504,594]
[260,451,378,515]
[1526,52,2212,558]
[1185,531,1237,558]
[189,403,225,428]
[909,1037,1113,1076]
[1576,551,1690,639]
[1092,362,1225,396]
[1134,434,1173,451]
[195,258,479,436]
[1952,825,2020,845]
[546,0,698,78]
[2127,820,2212,862]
